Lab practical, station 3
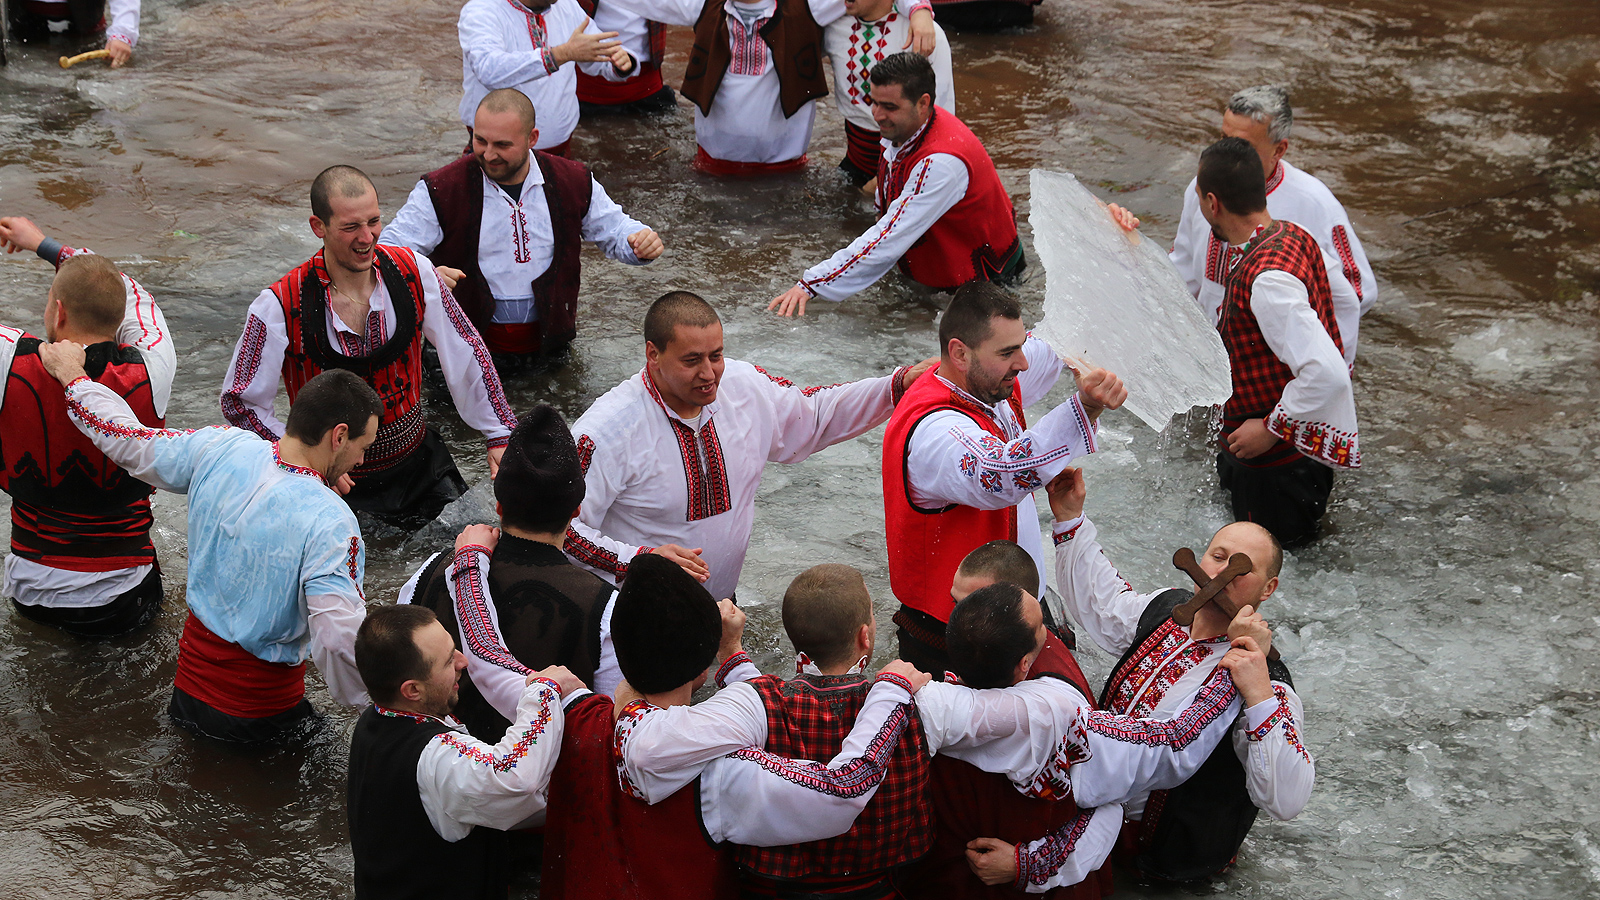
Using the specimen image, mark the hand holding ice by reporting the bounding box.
[1029,169,1232,431]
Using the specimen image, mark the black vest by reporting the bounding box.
[1102,589,1295,883]
[416,536,612,741]
[347,707,504,899]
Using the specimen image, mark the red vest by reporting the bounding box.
[1,338,161,572]
[735,673,932,882]
[420,151,593,352]
[906,636,1111,900]
[878,108,1020,290]
[883,364,1027,622]
[681,0,827,119]
[269,246,427,475]
[541,694,738,900]
[1218,221,1344,467]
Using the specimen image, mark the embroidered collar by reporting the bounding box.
[372,705,466,729]
[795,652,870,676]
[723,0,776,20]
[506,0,548,17]
[272,442,328,484]
[855,9,898,27]
[1265,160,1285,195]
[933,372,1008,426]
[641,366,718,427]
[481,158,545,198]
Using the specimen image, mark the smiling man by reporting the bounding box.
[882,282,1125,677]
[562,290,934,599]
[222,165,518,530]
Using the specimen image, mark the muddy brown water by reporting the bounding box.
[0,0,1597,896]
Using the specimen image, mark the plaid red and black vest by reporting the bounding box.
[1218,220,1343,467]
[681,0,826,119]
[0,337,161,572]
[541,694,738,900]
[421,151,593,351]
[878,107,1020,290]
[907,635,1113,900]
[735,673,933,880]
[883,364,1026,623]
[270,246,426,475]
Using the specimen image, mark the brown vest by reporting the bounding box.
[680,0,827,119]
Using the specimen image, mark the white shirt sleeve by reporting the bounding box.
[564,425,648,584]
[303,526,370,707]
[1233,685,1315,820]
[905,393,1097,511]
[599,0,701,26]
[1329,222,1377,316]
[63,379,236,493]
[459,1,560,89]
[614,684,770,804]
[580,176,648,264]
[415,256,518,447]
[1320,244,1362,367]
[749,364,903,463]
[416,679,567,841]
[381,181,446,257]
[1050,515,1159,657]
[799,154,969,301]
[1167,178,1205,301]
[219,290,291,441]
[113,270,176,419]
[1013,803,1122,893]
[106,0,140,46]
[447,546,537,720]
[700,676,917,846]
[1250,269,1360,468]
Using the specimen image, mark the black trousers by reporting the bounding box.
[1217,450,1335,550]
[168,686,323,746]
[11,564,163,638]
[346,427,467,531]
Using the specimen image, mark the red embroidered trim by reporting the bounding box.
[808,158,932,290]
[64,375,90,391]
[1331,224,1363,303]
[1265,161,1284,195]
[271,441,326,482]
[439,277,518,430]
[613,698,658,799]
[1086,668,1236,749]
[451,545,533,676]
[874,671,914,695]
[727,702,910,798]
[221,314,278,440]
[564,527,628,578]
[346,536,365,602]
[716,651,753,689]
[438,700,553,772]
[1017,807,1095,886]
[374,705,434,723]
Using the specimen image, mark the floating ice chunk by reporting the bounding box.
[1028,169,1232,432]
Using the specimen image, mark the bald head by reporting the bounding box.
[49,253,125,340]
[782,564,873,670]
[310,165,377,223]
[478,88,537,133]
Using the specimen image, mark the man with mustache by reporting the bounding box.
[221,165,518,529]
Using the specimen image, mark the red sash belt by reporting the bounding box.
[481,322,543,356]
[174,613,306,719]
[693,147,808,176]
[577,66,665,105]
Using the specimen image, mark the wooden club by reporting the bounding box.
[59,49,111,69]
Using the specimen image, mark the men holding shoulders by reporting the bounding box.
[562,290,935,600]
[348,599,582,900]
[1169,84,1375,363]
[0,217,174,637]
[458,0,637,156]
[383,89,662,367]
[221,165,518,529]
[403,403,615,741]
[770,53,1019,315]
[882,282,1125,677]
[37,345,381,745]
[1048,466,1313,882]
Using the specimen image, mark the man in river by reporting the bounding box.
[769,52,1020,315]
[0,218,174,637]
[36,351,382,745]
[1048,465,1313,882]
[559,290,935,599]
[881,281,1125,677]
[221,165,518,530]
[1169,84,1375,363]
[383,89,662,369]
[12,0,140,67]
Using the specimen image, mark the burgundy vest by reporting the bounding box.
[1218,220,1344,467]
[420,151,592,352]
[1,338,161,572]
[541,694,739,900]
[269,246,427,475]
[906,636,1111,900]
[680,0,827,119]
[735,673,933,881]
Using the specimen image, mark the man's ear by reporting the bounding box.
[645,340,661,366]
[310,215,328,240]
[1259,575,1279,604]
[398,678,425,703]
[1012,649,1038,687]
[1271,139,1289,166]
[856,622,873,656]
[329,422,351,452]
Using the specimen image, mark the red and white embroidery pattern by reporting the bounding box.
[1331,224,1363,303]
[222,314,277,440]
[1265,406,1359,468]
[1017,807,1096,887]
[439,279,518,432]
[575,434,596,473]
[1086,669,1236,749]
[1026,715,1090,801]
[727,14,772,77]
[613,698,656,799]
[845,17,895,106]
[451,547,534,676]
[727,702,911,798]
[805,159,934,292]
[565,526,628,578]
[346,536,365,602]
[716,651,753,689]
[438,698,554,772]
[126,276,166,350]
[1265,161,1284,195]
[67,383,201,442]
[1247,684,1310,762]
[642,368,733,522]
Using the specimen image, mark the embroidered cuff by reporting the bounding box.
[1051,516,1084,544]
[530,676,564,697]
[797,280,817,298]
[486,434,511,449]
[541,47,559,74]
[890,365,912,406]
[63,375,91,392]
[1266,405,1360,469]
[874,671,915,696]
[106,33,136,47]
[1245,686,1291,741]
[715,651,752,689]
[451,545,493,572]
[1012,843,1027,889]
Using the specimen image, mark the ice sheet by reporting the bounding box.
[1028,169,1232,431]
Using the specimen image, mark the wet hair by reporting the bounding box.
[956,540,1039,597]
[283,369,383,445]
[869,51,937,107]
[938,281,1022,358]
[477,87,538,133]
[1227,84,1293,144]
[50,253,126,337]
[355,604,438,706]
[946,582,1035,689]
[782,564,873,670]
[310,165,376,223]
[1197,137,1268,216]
[643,291,720,351]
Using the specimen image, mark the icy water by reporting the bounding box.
[0,0,1597,896]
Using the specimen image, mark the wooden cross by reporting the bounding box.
[1170,547,1280,660]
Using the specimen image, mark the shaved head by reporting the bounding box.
[643,291,720,351]
[49,253,125,338]
[782,564,873,670]
[478,88,537,133]
[1210,521,1282,581]
[955,540,1039,598]
[310,165,376,223]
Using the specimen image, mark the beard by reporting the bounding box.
[966,367,1015,406]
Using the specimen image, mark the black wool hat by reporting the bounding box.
[495,404,586,518]
[611,554,721,694]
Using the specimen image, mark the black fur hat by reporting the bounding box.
[611,554,721,694]
[495,404,585,520]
